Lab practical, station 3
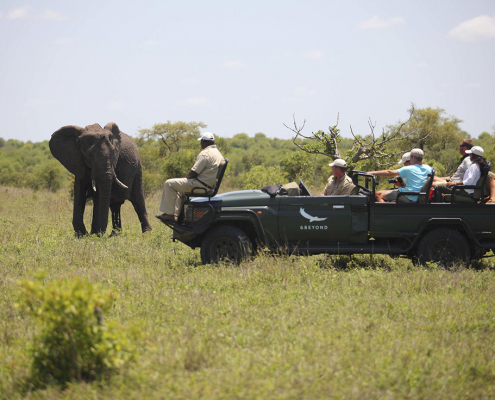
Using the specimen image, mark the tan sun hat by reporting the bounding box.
[329,159,347,168]
[398,152,411,165]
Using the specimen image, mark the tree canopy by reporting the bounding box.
[0,106,492,194]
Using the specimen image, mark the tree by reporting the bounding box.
[284,108,429,168]
[138,121,207,156]
[385,106,465,175]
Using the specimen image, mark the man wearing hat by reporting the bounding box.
[322,158,357,196]
[369,148,433,202]
[434,139,473,185]
[375,152,411,202]
[156,132,224,221]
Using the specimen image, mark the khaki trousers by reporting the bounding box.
[159,178,207,216]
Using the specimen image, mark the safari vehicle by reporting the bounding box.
[158,161,495,266]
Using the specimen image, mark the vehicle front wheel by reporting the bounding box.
[200,226,253,265]
[416,228,471,268]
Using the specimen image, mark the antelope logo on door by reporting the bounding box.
[299,208,327,222]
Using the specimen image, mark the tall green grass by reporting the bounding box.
[1,186,495,399]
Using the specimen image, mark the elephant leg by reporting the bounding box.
[130,171,152,233]
[72,177,88,237]
[110,203,122,236]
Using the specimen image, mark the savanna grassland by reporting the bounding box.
[1,186,495,399]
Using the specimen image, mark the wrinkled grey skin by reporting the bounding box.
[49,122,152,236]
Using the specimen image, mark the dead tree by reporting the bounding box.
[284,107,431,167]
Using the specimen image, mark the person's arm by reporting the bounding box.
[185,170,199,179]
[187,154,207,178]
[368,169,399,177]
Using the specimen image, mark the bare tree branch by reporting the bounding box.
[284,106,433,167]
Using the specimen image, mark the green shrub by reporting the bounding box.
[231,165,287,189]
[17,274,138,388]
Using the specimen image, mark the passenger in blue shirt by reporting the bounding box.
[369,148,433,202]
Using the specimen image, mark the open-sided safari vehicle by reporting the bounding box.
[158,164,495,266]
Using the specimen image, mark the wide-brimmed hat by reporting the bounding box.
[329,159,347,168]
[466,145,484,156]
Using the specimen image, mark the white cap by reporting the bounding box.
[466,145,484,156]
[329,159,347,168]
[410,148,424,158]
[398,152,411,165]
[198,132,215,141]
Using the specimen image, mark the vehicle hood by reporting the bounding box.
[190,190,270,205]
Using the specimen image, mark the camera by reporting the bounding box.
[388,176,404,185]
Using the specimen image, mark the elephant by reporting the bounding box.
[49,122,152,236]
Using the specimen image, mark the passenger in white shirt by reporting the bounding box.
[435,146,487,201]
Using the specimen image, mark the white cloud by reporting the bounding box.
[6,6,69,21]
[357,16,405,30]
[53,37,74,45]
[7,6,33,19]
[465,83,483,89]
[40,9,70,21]
[24,99,41,108]
[304,50,324,60]
[107,101,124,111]
[179,98,211,106]
[294,86,317,97]
[223,60,243,68]
[449,15,495,42]
[279,96,305,105]
[0,12,3,18]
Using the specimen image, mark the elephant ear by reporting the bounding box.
[49,125,86,177]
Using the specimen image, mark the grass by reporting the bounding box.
[1,186,495,399]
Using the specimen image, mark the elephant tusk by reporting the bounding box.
[92,180,97,192]
[115,176,128,189]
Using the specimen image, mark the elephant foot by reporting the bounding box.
[109,230,121,237]
[74,230,88,238]
[142,225,152,233]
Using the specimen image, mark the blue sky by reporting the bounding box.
[1,0,494,142]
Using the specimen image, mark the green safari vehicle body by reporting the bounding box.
[162,174,495,265]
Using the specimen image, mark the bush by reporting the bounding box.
[17,274,138,388]
[231,165,287,189]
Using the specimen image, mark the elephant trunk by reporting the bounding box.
[91,163,114,235]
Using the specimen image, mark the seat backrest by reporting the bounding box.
[417,168,435,203]
[472,161,491,201]
[188,158,229,198]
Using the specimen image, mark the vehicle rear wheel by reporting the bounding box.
[416,228,470,268]
[200,226,253,265]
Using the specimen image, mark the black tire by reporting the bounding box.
[200,226,253,265]
[416,228,471,268]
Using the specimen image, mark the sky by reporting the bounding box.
[1,0,494,143]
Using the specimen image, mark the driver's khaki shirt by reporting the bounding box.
[323,174,356,196]
[191,145,224,187]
